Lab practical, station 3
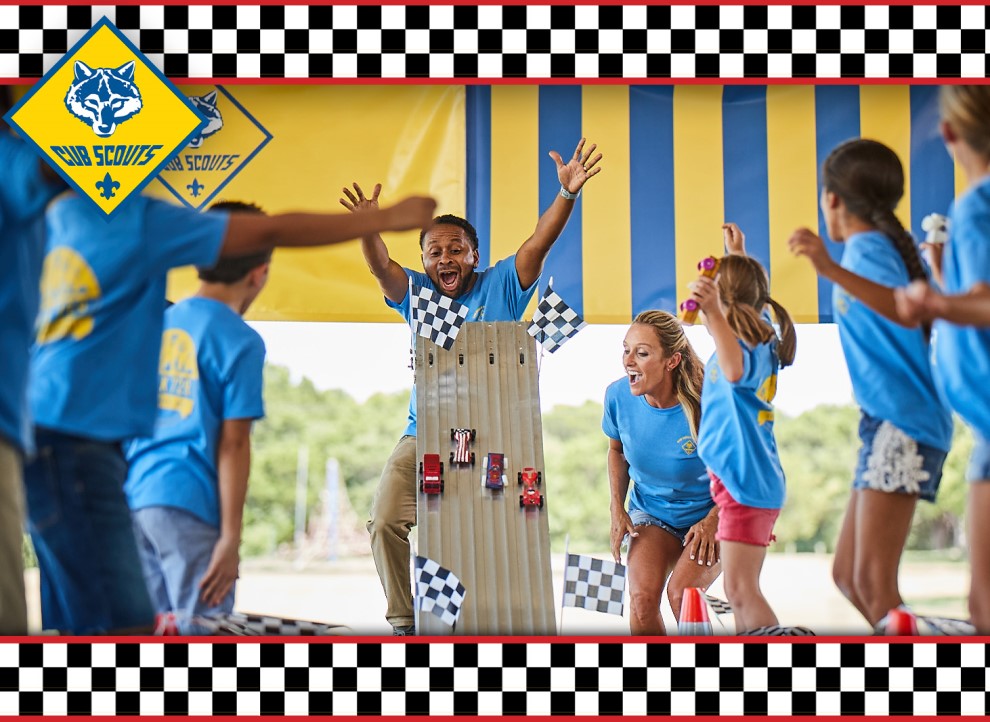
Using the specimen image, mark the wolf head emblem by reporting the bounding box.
[186,91,223,149]
[64,60,143,138]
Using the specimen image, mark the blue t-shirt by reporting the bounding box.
[386,255,537,436]
[697,338,785,509]
[935,175,990,438]
[29,194,228,441]
[0,134,62,453]
[601,378,712,528]
[833,231,953,451]
[125,298,266,528]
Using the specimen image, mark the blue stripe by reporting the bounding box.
[465,86,491,270]
[909,86,955,249]
[722,86,771,277]
[814,86,861,323]
[538,86,583,315]
[629,86,676,316]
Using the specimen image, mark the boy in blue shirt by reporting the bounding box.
[125,201,269,633]
[340,137,603,634]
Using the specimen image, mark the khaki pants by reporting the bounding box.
[366,435,417,628]
[0,439,27,635]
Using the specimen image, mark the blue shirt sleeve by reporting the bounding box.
[143,199,228,276]
[0,135,60,227]
[602,382,620,440]
[843,233,913,287]
[490,255,539,319]
[952,190,990,287]
[221,333,266,421]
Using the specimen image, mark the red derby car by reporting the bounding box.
[483,452,506,490]
[450,428,476,465]
[519,467,544,509]
[419,453,444,494]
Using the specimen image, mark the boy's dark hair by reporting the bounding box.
[197,200,273,284]
[419,214,479,251]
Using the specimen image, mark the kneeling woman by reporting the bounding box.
[604,310,721,635]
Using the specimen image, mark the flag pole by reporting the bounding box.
[558,532,569,636]
[408,275,415,371]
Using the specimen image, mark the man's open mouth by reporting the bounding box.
[439,270,459,292]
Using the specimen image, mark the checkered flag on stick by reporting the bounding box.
[703,593,733,617]
[414,556,466,627]
[527,278,587,353]
[562,553,626,616]
[411,284,469,351]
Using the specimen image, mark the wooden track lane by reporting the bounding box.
[415,322,555,635]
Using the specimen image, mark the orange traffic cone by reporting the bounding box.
[881,607,918,636]
[154,611,180,636]
[678,587,713,636]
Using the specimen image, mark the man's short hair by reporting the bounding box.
[197,200,273,284]
[419,214,479,251]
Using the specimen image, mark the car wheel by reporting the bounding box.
[519,496,524,508]
[537,471,542,486]
[539,497,544,509]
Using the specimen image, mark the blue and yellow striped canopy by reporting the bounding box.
[160,84,958,324]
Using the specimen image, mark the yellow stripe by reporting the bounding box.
[581,87,631,324]
[766,87,820,323]
[955,156,968,199]
[490,87,540,318]
[860,86,912,231]
[673,87,724,311]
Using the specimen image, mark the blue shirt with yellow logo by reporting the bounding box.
[834,230,952,451]
[698,338,785,509]
[602,378,712,529]
[935,175,990,438]
[124,297,265,527]
[29,193,227,441]
[0,134,64,453]
[386,255,537,437]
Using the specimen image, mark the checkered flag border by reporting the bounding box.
[562,553,626,617]
[527,284,587,354]
[2,639,988,715]
[414,555,466,627]
[411,285,469,352]
[1,5,987,80]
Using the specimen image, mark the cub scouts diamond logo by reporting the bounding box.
[3,17,206,218]
[157,86,273,210]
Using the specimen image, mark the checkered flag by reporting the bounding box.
[527,279,587,353]
[703,593,733,617]
[562,553,626,616]
[414,556,466,627]
[411,284,469,351]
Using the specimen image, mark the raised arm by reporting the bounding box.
[723,222,747,256]
[339,182,410,304]
[515,138,603,289]
[220,194,436,279]
[788,227,906,324]
[896,279,990,327]
[690,275,744,383]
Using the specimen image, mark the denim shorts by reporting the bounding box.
[623,508,693,548]
[22,427,154,634]
[133,506,234,635]
[967,431,990,483]
[852,413,946,503]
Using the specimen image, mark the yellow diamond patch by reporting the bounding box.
[4,17,206,218]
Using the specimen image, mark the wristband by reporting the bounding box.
[559,185,580,200]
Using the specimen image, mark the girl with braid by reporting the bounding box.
[689,242,799,635]
[895,86,990,632]
[604,310,720,635]
[788,138,953,631]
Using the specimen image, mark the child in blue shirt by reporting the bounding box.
[893,86,990,632]
[603,310,719,635]
[125,201,270,634]
[689,239,798,635]
[788,139,952,631]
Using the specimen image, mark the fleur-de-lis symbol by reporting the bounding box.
[187,178,204,197]
[95,172,121,200]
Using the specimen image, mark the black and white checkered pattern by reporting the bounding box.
[197,613,348,637]
[411,285,469,351]
[0,5,987,79]
[703,593,734,617]
[1,640,988,715]
[528,282,587,354]
[414,556,466,627]
[562,553,626,616]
